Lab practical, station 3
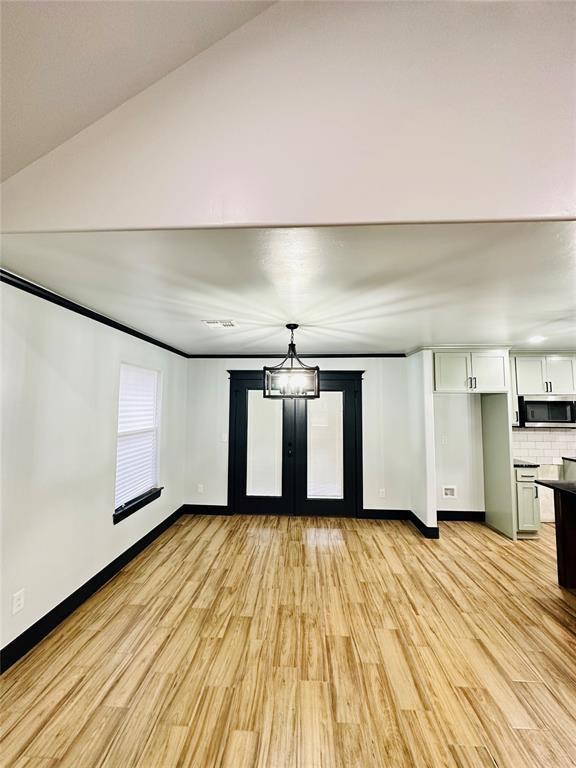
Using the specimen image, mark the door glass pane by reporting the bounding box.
[246,389,283,496]
[307,391,344,499]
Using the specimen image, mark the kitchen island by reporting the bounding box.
[536,480,576,590]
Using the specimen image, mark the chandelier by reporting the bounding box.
[263,324,320,399]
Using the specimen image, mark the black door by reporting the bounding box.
[228,371,363,516]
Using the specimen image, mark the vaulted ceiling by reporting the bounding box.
[1,0,273,180]
[2,221,575,354]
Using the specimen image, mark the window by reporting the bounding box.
[114,364,162,522]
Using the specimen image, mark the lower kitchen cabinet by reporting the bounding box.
[517,481,540,532]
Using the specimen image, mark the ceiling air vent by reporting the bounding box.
[202,320,237,329]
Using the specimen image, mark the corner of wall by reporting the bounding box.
[407,350,438,529]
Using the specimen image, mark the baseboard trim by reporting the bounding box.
[360,509,439,538]
[0,507,184,674]
[359,509,411,520]
[437,510,486,522]
[180,504,230,515]
[181,505,440,538]
[410,513,440,539]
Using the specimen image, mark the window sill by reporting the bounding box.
[113,487,163,525]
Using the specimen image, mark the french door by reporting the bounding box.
[228,371,363,516]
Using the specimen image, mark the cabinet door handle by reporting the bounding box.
[549,381,553,393]
[544,381,548,392]
[535,486,539,499]
[467,377,472,389]
[514,410,519,423]
[472,376,477,390]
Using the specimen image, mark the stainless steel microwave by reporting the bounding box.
[519,396,576,428]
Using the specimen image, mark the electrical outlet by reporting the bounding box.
[197,483,205,494]
[442,485,457,499]
[12,589,25,615]
[378,488,386,499]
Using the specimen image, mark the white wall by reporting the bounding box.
[3,1,574,232]
[434,394,485,512]
[186,357,412,511]
[0,285,188,646]
[406,351,438,528]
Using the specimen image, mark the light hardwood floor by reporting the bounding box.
[2,516,576,767]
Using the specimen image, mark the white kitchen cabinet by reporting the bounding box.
[515,355,576,395]
[471,351,509,392]
[516,481,540,532]
[434,352,471,392]
[509,358,519,426]
[546,356,575,394]
[434,350,508,393]
[515,356,547,395]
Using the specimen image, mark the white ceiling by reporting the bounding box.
[2,222,575,355]
[0,0,273,180]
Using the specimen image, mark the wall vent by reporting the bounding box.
[442,485,458,499]
[202,320,237,329]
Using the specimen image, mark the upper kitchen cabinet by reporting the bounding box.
[470,351,510,392]
[546,356,576,394]
[515,356,547,395]
[515,355,576,395]
[433,352,470,392]
[434,350,508,393]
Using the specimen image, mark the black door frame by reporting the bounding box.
[227,370,364,517]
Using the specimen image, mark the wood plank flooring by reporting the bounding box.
[2,516,576,767]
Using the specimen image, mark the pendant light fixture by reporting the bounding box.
[263,324,320,399]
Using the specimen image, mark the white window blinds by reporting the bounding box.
[115,364,160,509]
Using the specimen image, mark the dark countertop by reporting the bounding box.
[514,459,540,468]
[563,456,576,463]
[536,480,576,497]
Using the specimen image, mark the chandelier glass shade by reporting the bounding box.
[263,324,320,399]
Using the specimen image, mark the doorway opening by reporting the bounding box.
[228,371,363,516]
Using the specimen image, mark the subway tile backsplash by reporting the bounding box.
[512,429,576,465]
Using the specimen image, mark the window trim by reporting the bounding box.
[113,486,164,525]
[113,363,163,523]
